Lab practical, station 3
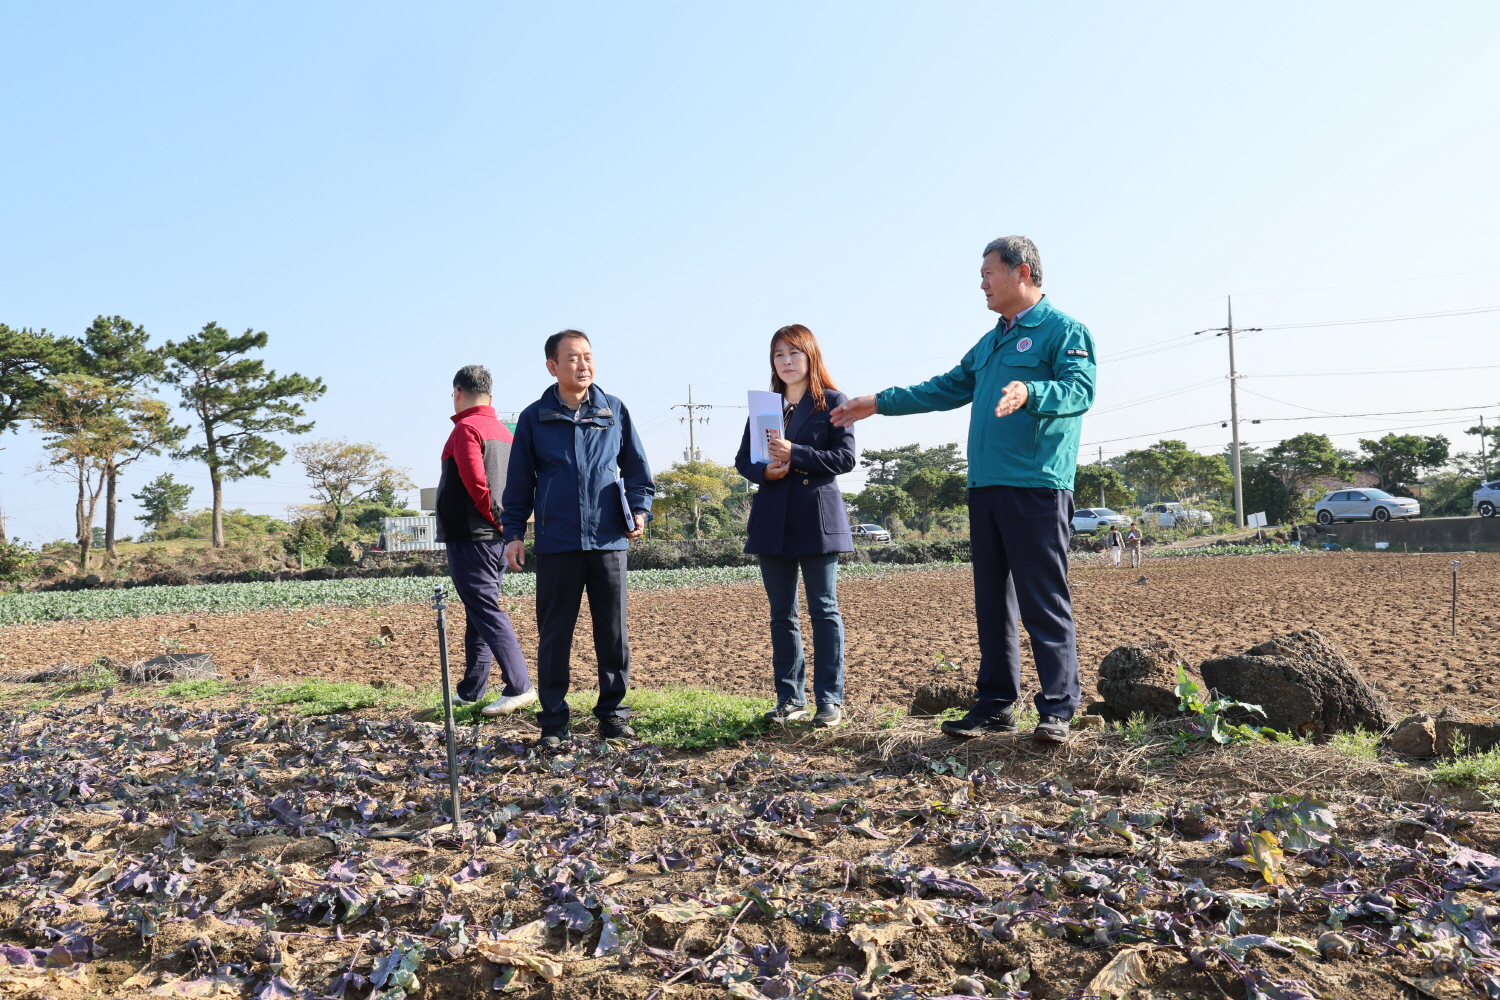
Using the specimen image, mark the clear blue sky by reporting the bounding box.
[3,3,1498,541]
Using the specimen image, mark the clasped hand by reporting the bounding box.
[763,435,792,480]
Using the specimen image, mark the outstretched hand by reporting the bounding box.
[994,381,1029,418]
[829,394,877,428]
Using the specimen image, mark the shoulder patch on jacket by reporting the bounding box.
[1066,348,1090,357]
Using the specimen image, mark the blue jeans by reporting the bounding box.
[759,553,844,708]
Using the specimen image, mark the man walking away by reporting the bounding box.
[436,365,534,714]
[502,330,655,748]
[1126,524,1142,568]
[1107,526,1124,568]
[831,236,1095,744]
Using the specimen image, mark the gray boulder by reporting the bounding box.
[1388,712,1437,757]
[1198,629,1392,739]
[1433,706,1500,758]
[1096,641,1186,720]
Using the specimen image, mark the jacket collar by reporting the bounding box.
[1017,294,1052,328]
[540,384,613,422]
[992,294,1052,348]
[452,404,496,424]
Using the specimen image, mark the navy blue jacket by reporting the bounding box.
[735,389,856,557]
[501,384,655,554]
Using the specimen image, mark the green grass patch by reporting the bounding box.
[1327,726,1381,762]
[569,687,773,750]
[259,679,390,716]
[162,679,233,701]
[1431,744,1500,788]
[56,666,120,697]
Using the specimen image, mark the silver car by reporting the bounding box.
[1475,480,1500,518]
[851,523,892,542]
[1071,507,1132,534]
[1314,488,1420,524]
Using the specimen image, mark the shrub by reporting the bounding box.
[0,538,36,584]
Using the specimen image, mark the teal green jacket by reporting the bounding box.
[875,296,1096,490]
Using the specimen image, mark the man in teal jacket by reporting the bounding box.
[832,236,1095,742]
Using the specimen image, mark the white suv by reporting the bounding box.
[1314,489,1420,524]
[1141,502,1213,527]
[1474,480,1500,518]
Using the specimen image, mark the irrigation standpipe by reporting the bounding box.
[1452,560,1460,637]
[431,584,463,833]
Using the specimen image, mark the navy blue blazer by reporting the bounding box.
[735,389,856,557]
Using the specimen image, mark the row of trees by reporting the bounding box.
[1073,426,1498,526]
[1,318,325,567]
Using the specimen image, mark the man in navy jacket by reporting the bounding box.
[501,330,654,747]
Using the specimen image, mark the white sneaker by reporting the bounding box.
[481,688,538,717]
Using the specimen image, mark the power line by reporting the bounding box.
[1243,360,1500,377]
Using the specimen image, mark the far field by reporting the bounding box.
[3,550,1494,717]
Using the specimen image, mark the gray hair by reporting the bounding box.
[453,364,492,396]
[982,235,1042,287]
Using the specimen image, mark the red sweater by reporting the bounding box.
[436,406,513,543]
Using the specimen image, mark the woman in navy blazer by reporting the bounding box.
[735,325,856,727]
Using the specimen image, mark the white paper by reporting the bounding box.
[615,478,635,531]
[747,390,784,464]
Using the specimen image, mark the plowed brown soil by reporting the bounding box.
[3,551,1496,716]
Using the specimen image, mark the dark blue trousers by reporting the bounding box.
[445,540,531,702]
[534,549,631,729]
[968,486,1081,720]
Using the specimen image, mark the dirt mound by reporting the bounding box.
[1200,629,1394,738]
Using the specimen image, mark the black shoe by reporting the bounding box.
[599,719,636,741]
[1033,714,1071,744]
[941,705,1018,740]
[538,726,571,749]
[813,704,843,728]
[764,703,810,724]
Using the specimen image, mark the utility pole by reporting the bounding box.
[1098,445,1106,507]
[673,385,713,462]
[1195,297,1260,529]
[1481,415,1491,481]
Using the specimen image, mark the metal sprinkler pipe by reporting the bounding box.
[1452,560,1460,637]
[432,584,463,832]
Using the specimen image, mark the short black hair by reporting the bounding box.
[453,364,492,396]
[982,235,1043,287]
[545,329,591,360]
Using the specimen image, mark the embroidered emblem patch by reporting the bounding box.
[1066,348,1090,357]
[1016,337,1033,353]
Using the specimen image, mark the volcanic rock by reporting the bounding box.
[118,653,218,682]
[1198,629,1392,739]
[1095,641,1186,720]
[1433,706,1500,758]
[909,681,970,717]
[1388,712,1437,757]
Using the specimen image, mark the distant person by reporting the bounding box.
[436,365,534,714]
[501,331,654,748]
[1126,524,1143,568]
[734,325,856,729]
[1106,526,1124,567]
[831,236,1095,744]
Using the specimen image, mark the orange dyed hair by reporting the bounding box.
[769,324,839,412]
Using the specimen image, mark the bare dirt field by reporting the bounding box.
[3,552,1500,999]
[4,551,1495,717]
